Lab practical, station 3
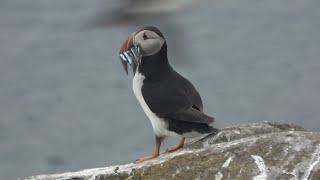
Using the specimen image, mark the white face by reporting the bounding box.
[133,30,165,56]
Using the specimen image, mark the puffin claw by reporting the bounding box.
[135,154,159,163]
[166,137,185,153]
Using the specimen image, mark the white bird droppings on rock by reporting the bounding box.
[214,171,223,180]
[25,123,320,180]
[302,144,320,180]
[251,155,268,180]
[222,156,233,168]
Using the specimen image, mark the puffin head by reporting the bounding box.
[119,26,166,75]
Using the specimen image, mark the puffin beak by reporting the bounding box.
[118,33,141,75]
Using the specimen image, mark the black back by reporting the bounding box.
[138,40,214,125]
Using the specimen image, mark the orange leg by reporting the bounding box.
[167,137,185,152]
[135,136,163,163]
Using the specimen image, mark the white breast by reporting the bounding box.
[132,72,177,137]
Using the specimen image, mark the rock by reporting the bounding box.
[26,122,320,180]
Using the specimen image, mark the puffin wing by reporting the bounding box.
[167,107,214,124]
[141,80,191,115]
[141,70,210,125]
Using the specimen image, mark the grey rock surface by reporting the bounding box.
[26,122,320,180]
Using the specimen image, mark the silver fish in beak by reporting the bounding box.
[118,33,142,75]
[119,45,141,74]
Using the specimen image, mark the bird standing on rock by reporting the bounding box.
[118,26,215,163]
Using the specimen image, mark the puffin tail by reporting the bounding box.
[199,126,219,138]
[186,126,220,145]
[194,124,219,134]
[179,122,219,138]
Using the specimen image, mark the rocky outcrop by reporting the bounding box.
[26,122,320,180]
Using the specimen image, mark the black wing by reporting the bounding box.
[141,70,214,124]
[167,107,214,124]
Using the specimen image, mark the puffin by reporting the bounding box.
[118,26,215,163]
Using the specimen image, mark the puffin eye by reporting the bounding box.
[143,33,148,40]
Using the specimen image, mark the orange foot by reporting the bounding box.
[135,153,159,163]
[166,137,185,152]
[135,136,163,163]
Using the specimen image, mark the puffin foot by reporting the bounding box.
[135,153,159,163]
[135,136,163,164]
[166,137,185,152]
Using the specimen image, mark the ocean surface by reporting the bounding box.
[0,0,319,179]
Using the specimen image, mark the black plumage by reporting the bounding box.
[119,26,215,163]
[138,27,214,135]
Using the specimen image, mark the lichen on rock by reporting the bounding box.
[26,122,320,180]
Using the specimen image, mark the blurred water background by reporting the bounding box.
[0,0,319,179]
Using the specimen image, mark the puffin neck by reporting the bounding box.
[138,45,170,80]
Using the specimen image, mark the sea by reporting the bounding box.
[0,0,319,179]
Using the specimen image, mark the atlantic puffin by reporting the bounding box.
[118,26,215,163]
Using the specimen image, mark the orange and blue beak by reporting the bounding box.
[119,33,141,75]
